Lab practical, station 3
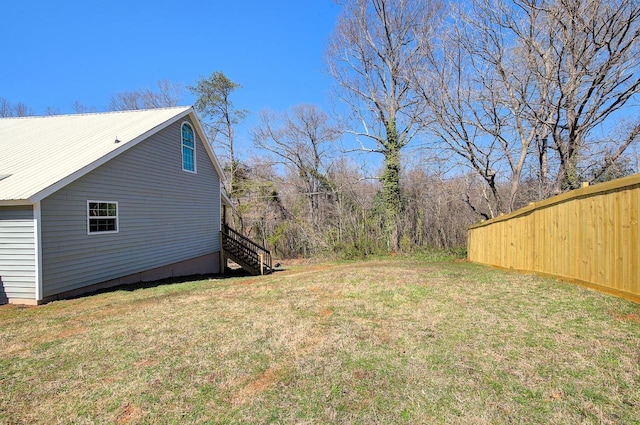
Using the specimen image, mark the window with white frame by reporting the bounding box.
[181,122,196,172]
[87,201,118,234]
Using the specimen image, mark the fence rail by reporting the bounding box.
[468,174,640,303]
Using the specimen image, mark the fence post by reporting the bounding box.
[259,253,264,276]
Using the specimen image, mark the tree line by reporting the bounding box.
[206,0,640,258]
[3,0,639,259]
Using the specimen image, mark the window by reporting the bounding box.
[181,122,196,172]
[87,201,118,234]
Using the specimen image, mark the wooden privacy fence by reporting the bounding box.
[468,174,640,303]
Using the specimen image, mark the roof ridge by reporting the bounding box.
[0,105,192,120]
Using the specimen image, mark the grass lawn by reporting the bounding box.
[1,257,639,424]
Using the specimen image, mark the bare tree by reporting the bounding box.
[402,165,477,249]
[109,80,184,111]
[109,91,144,111]
[520,0,640,191]
[44,106,61,116]
[253,104,341,231]
[327,158,383,257]
[0,97,14,117]
[154,80,184,109]
[326,0,443,251]
[415,1,547,214]
[71,101,98,114]
[417,0,640,216]
[0,97,33,117]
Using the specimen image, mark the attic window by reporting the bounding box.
[181,122,196,173]
[87,201,119,234]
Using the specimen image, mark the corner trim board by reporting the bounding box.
[33,202,43,301]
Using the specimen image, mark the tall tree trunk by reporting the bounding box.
[382,125,402,251]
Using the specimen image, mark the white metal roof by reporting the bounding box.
[0,107,224,204]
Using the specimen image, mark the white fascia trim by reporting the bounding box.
[29,107,192,203]
[221,189,233,208]
[188,109,227,183]
[33,202,43,302]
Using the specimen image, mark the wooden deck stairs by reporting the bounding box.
[221,224,273,276]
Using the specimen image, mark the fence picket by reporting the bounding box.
[468,174,640,303]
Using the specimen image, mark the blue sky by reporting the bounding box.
[0,0,343,154]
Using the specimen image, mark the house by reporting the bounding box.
[0,107,229,305]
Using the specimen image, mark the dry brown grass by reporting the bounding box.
[1,258,639,424]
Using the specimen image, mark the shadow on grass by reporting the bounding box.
[64,266,287,301]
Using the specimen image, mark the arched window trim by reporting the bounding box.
[181,121,197,173]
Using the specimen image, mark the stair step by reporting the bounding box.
[222,226,272,276]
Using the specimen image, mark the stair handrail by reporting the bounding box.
[222,224,272,274]
[223,224,269,253]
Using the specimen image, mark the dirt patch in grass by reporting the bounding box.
[55,326,87,339]
[231,366,281,406]
[115,403,143,425]
[612,312,640,323]
[320,308,334,317]
[134,358,160,368]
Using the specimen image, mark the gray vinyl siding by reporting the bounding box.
[39,117,221,298]
[0,206,36,301]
